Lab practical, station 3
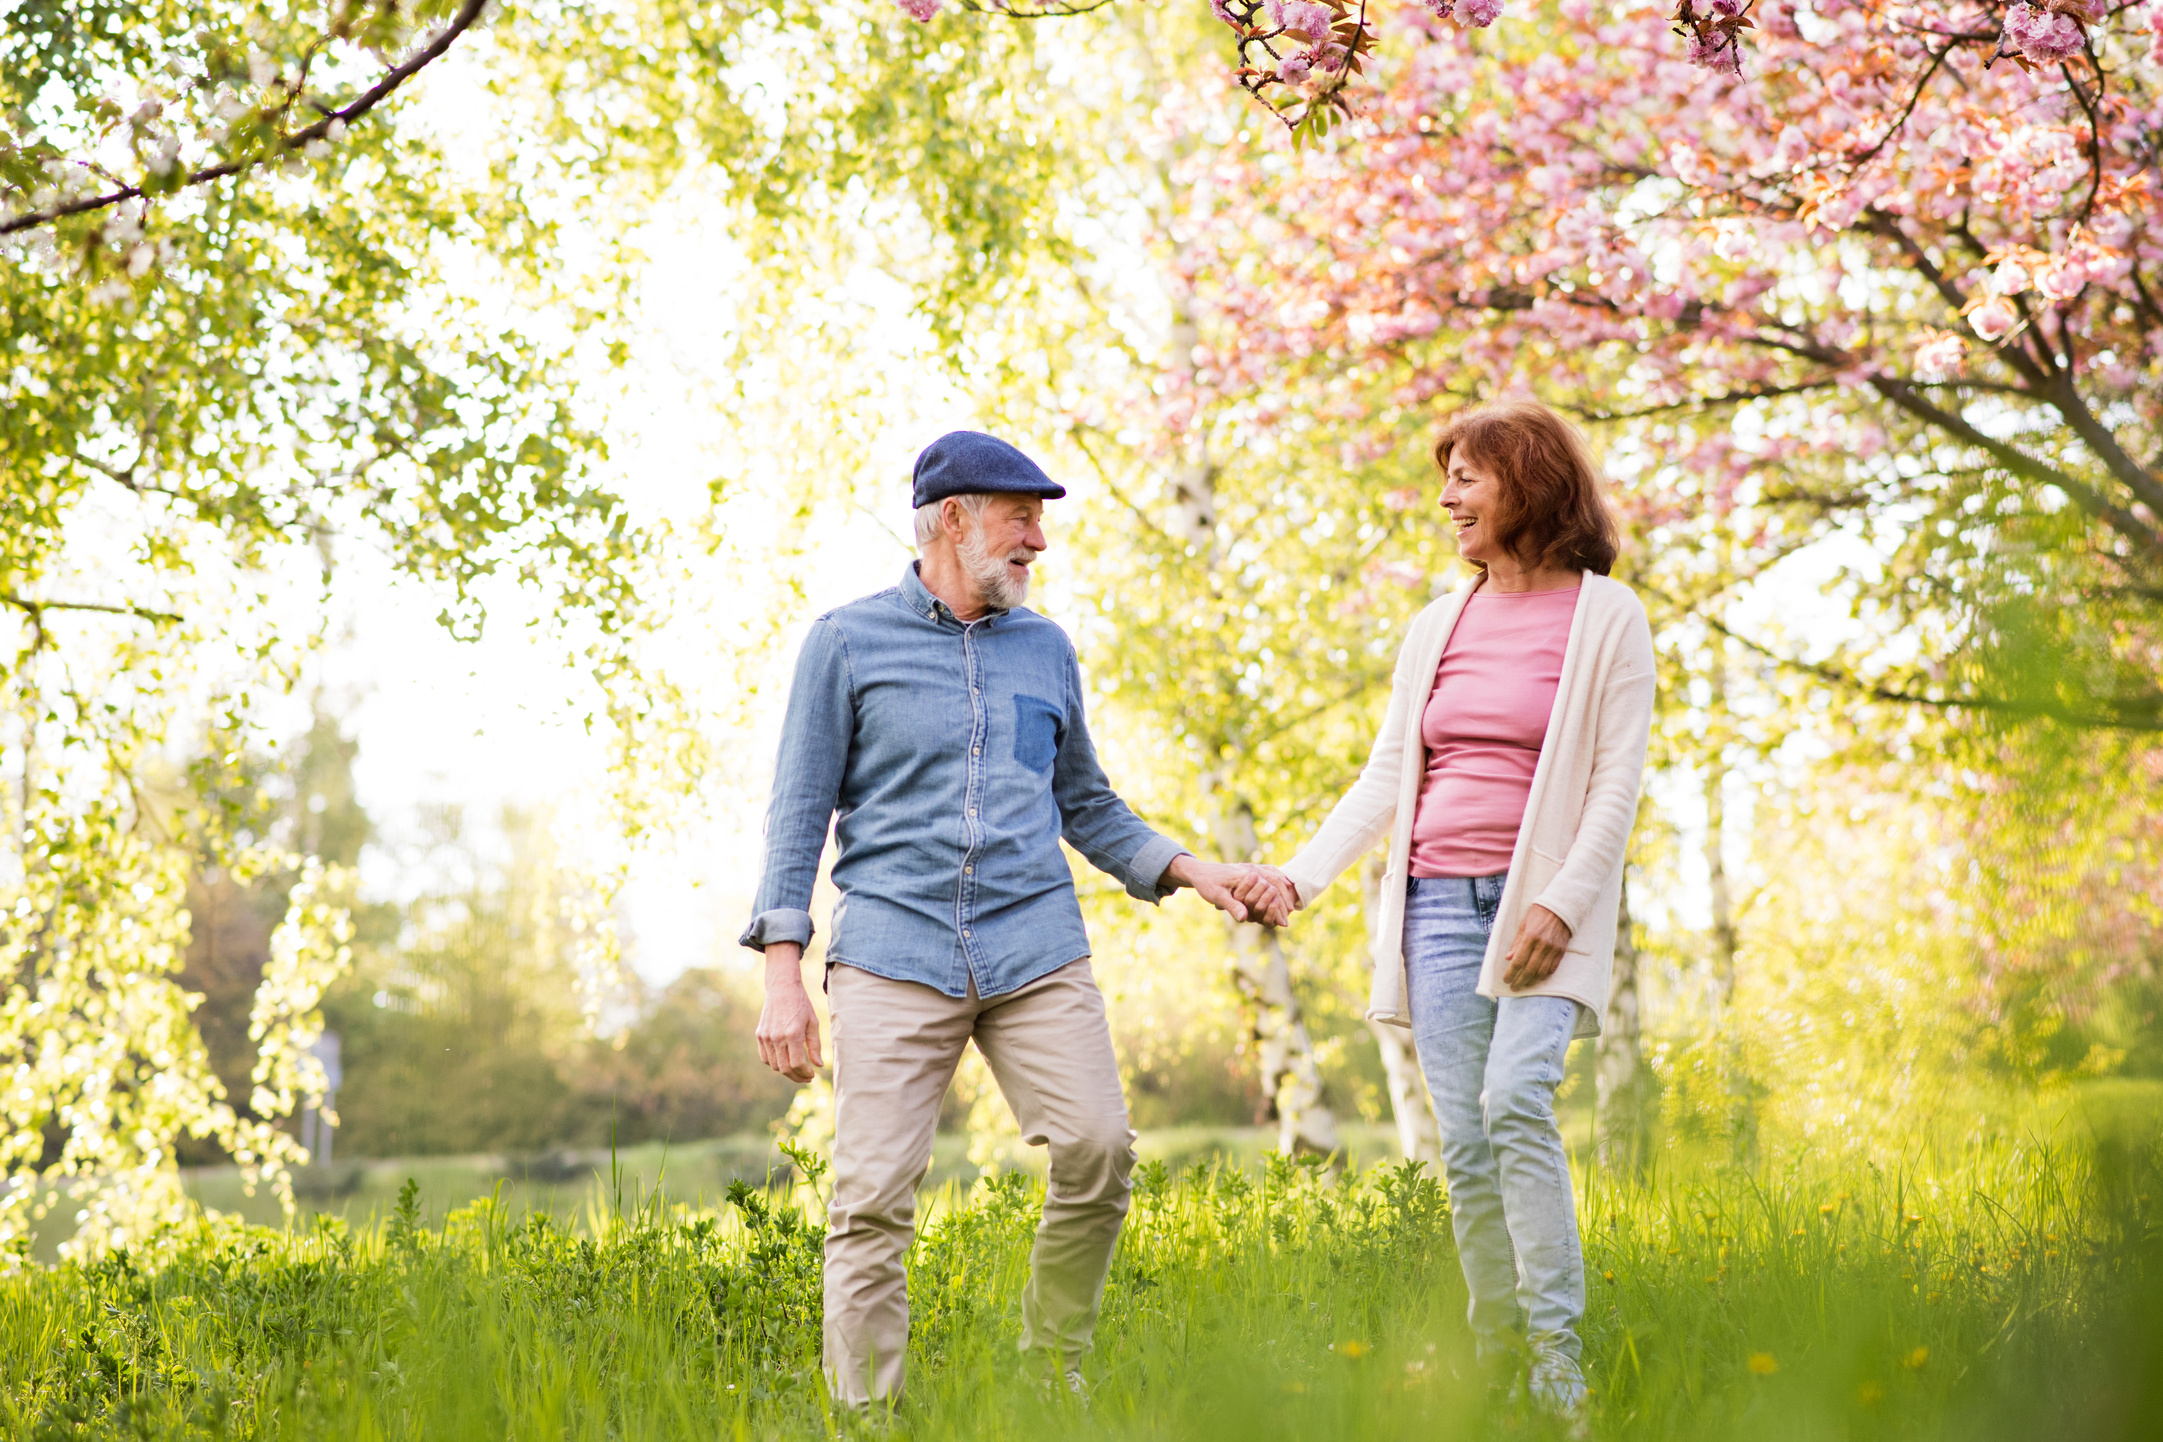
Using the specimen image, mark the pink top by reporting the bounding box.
[1408,584,1580,878]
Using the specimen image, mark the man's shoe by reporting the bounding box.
[1028,1358,1091,1405]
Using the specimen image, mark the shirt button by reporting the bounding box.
[963,929,972,937]
[969,808,977,816]
[965,866,974,874]
[972,747,981,756]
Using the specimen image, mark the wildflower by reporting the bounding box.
[1819,1202,1837,1215]
[2004,1,2085,60]
[1747,1352,1779,1375]
[1902,1346,1928,1370]
[895,0,943,20]
[1461,0,1504,24]
[1857,1380,1885,1405]
[1340,1339,1369,1358]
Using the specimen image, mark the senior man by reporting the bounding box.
[742,430,1288,1407]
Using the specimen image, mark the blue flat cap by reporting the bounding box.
[911,430,1066,508]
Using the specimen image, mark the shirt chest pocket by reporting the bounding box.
[1010,693,1063,774]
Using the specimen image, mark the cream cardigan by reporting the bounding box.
[1281,572,1656,1039]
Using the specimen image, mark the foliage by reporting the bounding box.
[0,1130,2156,1437]
[0,0,694,1246]
[319,807,794,1158]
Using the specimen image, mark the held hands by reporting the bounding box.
[1167,854,1299,927]
[1503,903,1572,988]
[754,942,824,1083]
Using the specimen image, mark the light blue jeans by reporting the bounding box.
[1404,874,1587,1402]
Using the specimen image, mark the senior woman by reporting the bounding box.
[1242,400,1654,1412]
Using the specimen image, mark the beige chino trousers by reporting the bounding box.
[823,958,1136,1407]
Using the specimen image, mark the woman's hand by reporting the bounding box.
[1502,904,1572,988]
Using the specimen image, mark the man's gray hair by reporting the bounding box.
[913,492,996,553]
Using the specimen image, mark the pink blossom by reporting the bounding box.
[1211,0,1240,26]
[1687,30,1743,72]
[1709,0,1746,17]
[1313,41,1350,71]
[1423,0,1457,16]
[1279,51,1315,83]
[2034,256,2087,301]
[1461,0,1504,24]
[1967,295,2020,342]
[1914,331,1967,380]
[1269,0,1335,43]
[895,0,942,19]
[2004,2,2085,61]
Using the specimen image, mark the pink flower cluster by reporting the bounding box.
[2003,2,2087,61]
[895,0,942,20]
[1209,0,1354,83]
[1424,0,1505,25]
[1688,31,1744,72]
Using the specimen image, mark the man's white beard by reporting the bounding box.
[958,526,1031,610]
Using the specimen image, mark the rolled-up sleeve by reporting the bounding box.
[1052,648,1188,903]
[738,618,853,951]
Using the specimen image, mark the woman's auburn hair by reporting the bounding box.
[1431,401,1621,577]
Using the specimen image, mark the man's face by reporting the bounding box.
[952,495,1048,609]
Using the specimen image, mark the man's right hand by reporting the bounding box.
[755,943,825,1083]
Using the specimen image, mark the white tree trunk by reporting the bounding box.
[1594,877,1648,1171]
[1211,791,1339,1155]
[1360,854,1437,1164]
[1704,641,1737,1015]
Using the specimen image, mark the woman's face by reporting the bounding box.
[1440,448,1505,566]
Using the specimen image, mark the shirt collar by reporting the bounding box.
[902,560,1005,627]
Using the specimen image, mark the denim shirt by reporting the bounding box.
[739,563,1187,998]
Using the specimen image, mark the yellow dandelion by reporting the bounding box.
[1340,1340,1369,1360]
[1819,1202,1836,1215]
[1747,1353,1779,1376]
[1857,1381,1885,1406]
[1603,1271,1616,1282]
[1902,1346,1928,1370]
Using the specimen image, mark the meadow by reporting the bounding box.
[4,1101,2158,1442]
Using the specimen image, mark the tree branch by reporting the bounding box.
[1,594,184,626]
[1672,595,2163,731]
[0,0,489,237]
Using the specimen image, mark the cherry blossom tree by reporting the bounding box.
[1174,0,2163,734]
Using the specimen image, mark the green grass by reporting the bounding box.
[4,1118,2159,1440]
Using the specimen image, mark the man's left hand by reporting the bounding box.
[1502,904,1573,988]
